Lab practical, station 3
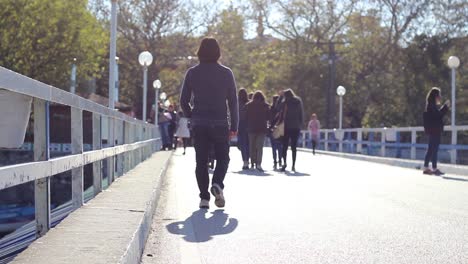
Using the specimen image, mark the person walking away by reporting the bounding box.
[157,103,171,150]
[280,89,304,172]
[180,37,238,209]
[308,113,320,155]
[175,111,190,155]
[168,105,178,150]
[237,88,250,170]
[423,87,449,176]
[269,95,284,169]
[246,91,270,172]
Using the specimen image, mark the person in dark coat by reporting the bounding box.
[246,91,270,172]
[278,89,304,172]
[423,87,449,175]
[180,37,238,209]
[237,88,250,170]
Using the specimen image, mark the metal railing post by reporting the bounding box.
[71,107,84,209]
[381,129,386,157]
[451,128,457,164]
[124,121,131,173]
[34,99,50,237]
[411,130,416,159]
[107,117,115,185]
[92,113,102,196]
[357,129,363,154]
[116,119,124,177]
[324,131,329,151]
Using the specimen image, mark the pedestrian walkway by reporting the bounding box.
[11,151,172,264]
[141,147,468,264]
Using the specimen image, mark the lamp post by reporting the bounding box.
[115,56,119,103]
[447,55,460,163]
[153,79,161,124]
[108,0,117,110]
[138,51,153,121]
[70,58,77,94]
[336,85,346,152]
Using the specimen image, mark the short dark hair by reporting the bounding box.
[284,88,296,99]
[197,37,221,63]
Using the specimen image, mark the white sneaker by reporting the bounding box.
[199,199,209,209]
[210,183,225,208]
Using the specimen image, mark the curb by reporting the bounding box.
[120,152,172,264]
[300,148,468,177]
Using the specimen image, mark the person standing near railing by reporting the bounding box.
[308,113,321,155]
[423,87,450,176]
[180,37,238,209]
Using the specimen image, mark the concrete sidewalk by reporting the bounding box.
[141,147,468,264]
[11,151,172,264]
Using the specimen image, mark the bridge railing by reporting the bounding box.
[0,66,161,239]
[300,126,468,165]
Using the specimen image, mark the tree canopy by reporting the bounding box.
[0,0,466,127]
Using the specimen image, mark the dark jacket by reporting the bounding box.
[280,96,304,130]
[246,100,270,133]
[180,62,239,131]
[423,103,448,135]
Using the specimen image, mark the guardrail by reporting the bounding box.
[0,66,161,240]
[300,126,468,165]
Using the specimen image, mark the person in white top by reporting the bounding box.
[308,113,320,155]
[175,111,191,155]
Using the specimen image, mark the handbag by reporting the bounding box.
[272,103,287,139]
[272,122,284,139]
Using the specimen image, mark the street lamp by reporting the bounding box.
[336,85,346,153]
[447,56,460,127]
[153,79,161,124]
[336,85,346,129]
[447,55,460,163]
[139,51,153,121]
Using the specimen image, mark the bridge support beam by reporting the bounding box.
[71,107,84,209]
[34,98,50,237]
[92,113,102,196]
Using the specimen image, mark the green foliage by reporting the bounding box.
[0,0,107,90]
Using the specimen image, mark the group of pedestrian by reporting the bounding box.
[237,88,309,172]
[151,103,191,154]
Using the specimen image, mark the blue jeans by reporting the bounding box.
[270,136,283,164]
[237,128,249,162]
[159,122,170,147]
[424,134,441,169]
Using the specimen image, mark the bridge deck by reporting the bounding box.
[141,148,468,264]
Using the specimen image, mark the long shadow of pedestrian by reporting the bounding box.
[166,209,238,243]
[284,171,311,177]
[232,170,273,176]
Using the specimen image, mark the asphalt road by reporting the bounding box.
[141,147,468,264]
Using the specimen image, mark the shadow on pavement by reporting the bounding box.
[284,171,311,177]
[232,170,273,176]
[166,209,238,243]
[442,176,468,182]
